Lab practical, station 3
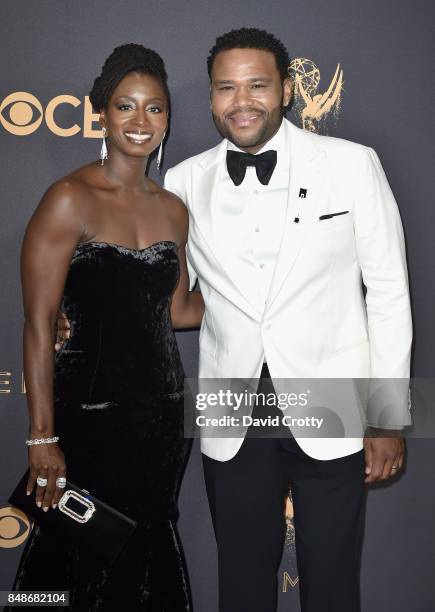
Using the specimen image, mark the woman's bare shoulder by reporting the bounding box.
[146,180,188,243]
[162,186,188,226]
[30,164,101,236]
[39,163,99,212]
[153,180,186,211]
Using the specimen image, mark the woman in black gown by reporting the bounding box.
[7,44,203,611]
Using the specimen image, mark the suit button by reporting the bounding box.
[264,323,271,330]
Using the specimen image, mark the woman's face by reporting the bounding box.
[100,71,168,160]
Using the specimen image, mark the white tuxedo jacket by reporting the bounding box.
[165,119,412,461]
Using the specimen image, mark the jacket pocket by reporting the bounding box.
[319,211,349,220]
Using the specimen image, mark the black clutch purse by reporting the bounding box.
[9,469,138,565]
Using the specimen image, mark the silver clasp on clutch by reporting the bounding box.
[58,489,96,524]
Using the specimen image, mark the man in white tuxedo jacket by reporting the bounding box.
[164,28,412,612]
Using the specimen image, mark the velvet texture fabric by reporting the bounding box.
[8,241,193,611]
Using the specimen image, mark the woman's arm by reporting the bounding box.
[170,204,204,329]
[21,180,83,510]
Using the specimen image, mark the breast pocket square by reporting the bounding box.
[318,211,350,220]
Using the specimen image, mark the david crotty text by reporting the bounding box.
[196,415,324,428]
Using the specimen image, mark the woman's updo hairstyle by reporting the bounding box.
[89,43,170,112]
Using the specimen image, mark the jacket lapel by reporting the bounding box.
[190,140,263,321]
[264,121,329,311]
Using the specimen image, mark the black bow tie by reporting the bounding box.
[226,149,277,186]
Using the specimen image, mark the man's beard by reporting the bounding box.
[211,100,285,150]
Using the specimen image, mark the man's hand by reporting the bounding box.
[363,428,405,483]
[54,311,70,351]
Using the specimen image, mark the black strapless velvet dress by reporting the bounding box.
[9,240,193,611]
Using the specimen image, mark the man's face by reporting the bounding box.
[210,48,291,153]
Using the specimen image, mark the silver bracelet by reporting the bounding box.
[26,436,59,446]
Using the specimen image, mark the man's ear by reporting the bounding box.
[283,77,292,107]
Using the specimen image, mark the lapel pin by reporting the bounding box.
[294,188,307,222]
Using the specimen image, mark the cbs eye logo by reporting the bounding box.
[0,506,33,548]
[0,93,43,136]
[0,91,102,138]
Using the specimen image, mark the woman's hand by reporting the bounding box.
[27,443,67,511]
[54,310,71,351]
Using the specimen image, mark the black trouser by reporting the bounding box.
[202,364,367,612]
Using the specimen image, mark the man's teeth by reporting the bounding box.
[125,133,152,141]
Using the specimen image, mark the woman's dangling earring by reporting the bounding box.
[156,131,166,173]
[100,126,108,165]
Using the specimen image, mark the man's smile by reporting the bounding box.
[228,114,262,128]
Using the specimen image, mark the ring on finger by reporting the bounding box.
[36,476,48,487]
[56,477,67,488]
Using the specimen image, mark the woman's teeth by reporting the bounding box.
[125,133,152,143]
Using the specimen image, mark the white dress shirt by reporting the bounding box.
[213,120,289,314]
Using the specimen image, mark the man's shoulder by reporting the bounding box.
[293,123,369,155]
[301,131,375,176]
[166,140,225,177]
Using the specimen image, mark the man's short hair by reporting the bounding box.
[207,28,291,82]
